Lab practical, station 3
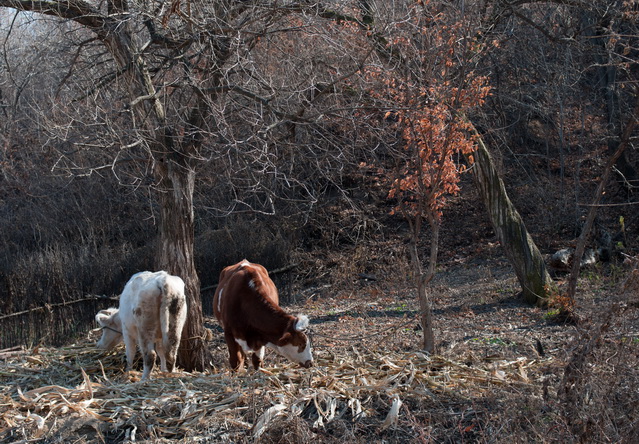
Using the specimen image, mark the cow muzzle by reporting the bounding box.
[300,360,313,368]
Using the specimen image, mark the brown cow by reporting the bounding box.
[213,260,313,370]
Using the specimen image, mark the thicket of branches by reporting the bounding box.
[0,0,637,341]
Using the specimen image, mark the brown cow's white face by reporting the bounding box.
[95,308,123,350]
[275,336,313,368]
[271,315,313,368]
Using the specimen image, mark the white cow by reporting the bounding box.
[95,271,187,381]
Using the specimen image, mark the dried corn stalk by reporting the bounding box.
[0,335,545,441]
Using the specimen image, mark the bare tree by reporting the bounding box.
[480,0,639,303]
[0,0,384,368]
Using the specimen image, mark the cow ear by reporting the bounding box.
[95,309,113,326]
[277,332,292,346]
[295,315,309,331]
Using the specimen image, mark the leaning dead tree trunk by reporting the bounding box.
[467,129,555,305]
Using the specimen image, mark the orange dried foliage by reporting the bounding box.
[360,5,491,220]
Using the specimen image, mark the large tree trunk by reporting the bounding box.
[468,132,555,305]
[0,0,215,372]
[106,16,212,372]
[111,36,211,372]
[156,155,211,372]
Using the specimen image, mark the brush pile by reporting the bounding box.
[0,333,544,443]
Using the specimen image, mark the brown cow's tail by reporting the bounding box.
[159,274,187,372]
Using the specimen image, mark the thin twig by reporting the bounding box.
[0,295,117,320]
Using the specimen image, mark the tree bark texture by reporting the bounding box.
[468,133,555,305]
[156,157,211,372]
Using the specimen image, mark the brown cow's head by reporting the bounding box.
[274,315,313,368]
[95,308,123,350]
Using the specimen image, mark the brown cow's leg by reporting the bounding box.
[225,333,245,371]
[251,346,265,369]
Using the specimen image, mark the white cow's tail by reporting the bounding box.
[159,274,187,372]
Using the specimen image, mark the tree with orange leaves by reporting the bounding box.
[362,5,490,352]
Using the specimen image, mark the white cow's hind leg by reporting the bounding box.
[163,322,183,373]
[156,338,168,372]
[123,328,138,377]
[138,331,157,381]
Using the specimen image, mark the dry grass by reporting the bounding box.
[0,326,546,443]
[2,257,638,443]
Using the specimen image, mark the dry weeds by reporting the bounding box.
[1,258,638,443]
[0,333,545,443]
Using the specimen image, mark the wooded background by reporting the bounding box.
[1,0,637,350]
